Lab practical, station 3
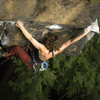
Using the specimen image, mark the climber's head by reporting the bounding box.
[45,34,63,53]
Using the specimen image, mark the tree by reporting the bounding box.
[6,33,100,100]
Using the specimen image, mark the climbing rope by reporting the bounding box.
[0,56,10,66]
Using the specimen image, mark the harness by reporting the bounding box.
[25,46,48,72]
[52,51,54,56]
[0,46,48,72]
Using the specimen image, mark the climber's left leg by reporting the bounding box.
[9,46,33,68]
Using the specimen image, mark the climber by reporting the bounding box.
[0,45,47,70]
[15,20,91,62]
[1,19,99,70]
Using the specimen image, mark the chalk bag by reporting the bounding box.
[40,61,48,71]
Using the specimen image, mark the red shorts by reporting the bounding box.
[9,46,33,68]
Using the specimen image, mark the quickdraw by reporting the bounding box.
[40,61,48,71]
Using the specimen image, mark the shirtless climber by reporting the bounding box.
[16,21,90,61]
[0,20,90,69]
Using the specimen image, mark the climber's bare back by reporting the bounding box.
[38,50,51,61]
[38,47,61,61]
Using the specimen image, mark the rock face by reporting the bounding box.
[0,0,37,20]
[0,0,100,56]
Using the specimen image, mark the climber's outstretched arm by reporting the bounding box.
[16,21,46,50]
[59,28,90,52]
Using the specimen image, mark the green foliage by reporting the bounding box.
[9,57,56,100]
[7,33,100,100]
[11,56,23,66]
[49,33,100,99]
[2,18,100,100]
